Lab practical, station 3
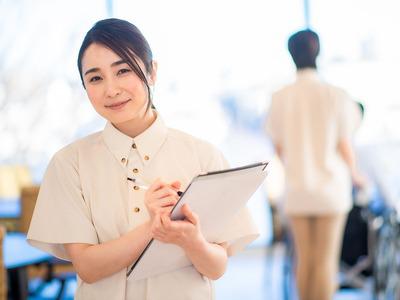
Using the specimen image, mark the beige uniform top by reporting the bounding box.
[265,69,357,216]
[27,114,259,300]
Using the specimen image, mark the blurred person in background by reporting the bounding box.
[265,29,365,300]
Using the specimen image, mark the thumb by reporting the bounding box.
[182,204,198,225]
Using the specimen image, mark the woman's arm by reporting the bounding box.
[183,238,228,280]
[64,221,152,283]
[65,179,181,283]
[153,204,228,280]
[181,230,228,280]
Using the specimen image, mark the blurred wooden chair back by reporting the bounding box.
[0,225,7,300]
[20,186,40,234]
[0,165,32,198]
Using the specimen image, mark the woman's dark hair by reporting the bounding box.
[288,29,320,70]
[77,18,154,110]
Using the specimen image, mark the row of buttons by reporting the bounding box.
[121,156,149,164]
[127,143,144,213]
[132,176,142,212]
[128,143,146,163]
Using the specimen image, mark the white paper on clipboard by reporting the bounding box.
[127,161,269,280]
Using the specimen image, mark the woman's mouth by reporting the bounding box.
[105,99,131,110]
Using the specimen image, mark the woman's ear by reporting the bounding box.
[148,60,158,86]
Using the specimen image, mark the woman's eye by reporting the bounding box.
[117,68,131,75]
[89,76,102,83]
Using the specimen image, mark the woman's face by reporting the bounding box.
[81,43,156,125]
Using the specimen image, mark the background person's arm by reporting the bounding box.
[338,138,365,187]
[274,143,283,161]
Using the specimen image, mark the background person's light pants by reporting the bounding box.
[289,214,347,300]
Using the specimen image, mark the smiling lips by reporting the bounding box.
[105,99,131,110]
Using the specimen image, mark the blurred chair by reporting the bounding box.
[0,165,32,231]
[263,155,285,241]
[20,185,40,234]
[0,225,7,300]
[0,165,32,199]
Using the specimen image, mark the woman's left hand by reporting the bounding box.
[152,204,205,250]
[152,204,228,280]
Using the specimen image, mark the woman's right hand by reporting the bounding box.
[144,179,181,221]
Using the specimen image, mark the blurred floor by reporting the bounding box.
[215,244,373,300]
[28,243,373,299]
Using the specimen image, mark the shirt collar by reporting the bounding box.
[102,113,168,166]
[134,114,168,165]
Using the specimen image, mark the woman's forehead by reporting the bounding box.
[82,43,145,72]
[82,43,122,70]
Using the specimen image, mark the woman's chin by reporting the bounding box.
[108,114,140,125]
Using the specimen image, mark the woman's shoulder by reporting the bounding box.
[167,127,228,171]
[167,127,220,153]
[51,131,103,164]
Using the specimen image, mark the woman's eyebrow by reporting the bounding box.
[84,60,128,76]
[111,59,127,67]
[84,67,100,76]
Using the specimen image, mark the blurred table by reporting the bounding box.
[0,199,20,218]
[5,232,51,300]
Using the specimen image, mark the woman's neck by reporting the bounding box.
[113,109,157,138]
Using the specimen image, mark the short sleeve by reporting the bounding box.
[197,142,260,255]
[264,94,282,145]
[336,91,360,139]
[27,149,98,260]
[197,140,230,173]
[215,207,259,256]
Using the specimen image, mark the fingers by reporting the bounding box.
[159,213,183,235]
[147,179,181,198]
[152,186,180,200]
[152,213,167,238]
[145,180,182,221]
[147,199,177,217]
[150,195,178,208]
[160,197,179,208]
[147,178,165,193]
[152,213,178,242]
[152,210,202,247]
[170,181,181,191]
[181,204,199,225]
[160,213,171,229]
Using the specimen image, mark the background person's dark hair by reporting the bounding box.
[77,18,155,110]
[288,29,320,70]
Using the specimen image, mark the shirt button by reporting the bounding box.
[121,157,126,163]
[132,168,139,174]
[133,186,140,190]
[133,207,140,213]
[144,155,150,161]
[132,143,137,149]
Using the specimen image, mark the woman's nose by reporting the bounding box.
[106,78,122,98]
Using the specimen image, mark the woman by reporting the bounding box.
[265,29,364,300]
[28,18,258,300]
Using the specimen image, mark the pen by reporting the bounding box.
[127,177,183,196]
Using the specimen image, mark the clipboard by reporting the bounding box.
[127,161,268,280]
